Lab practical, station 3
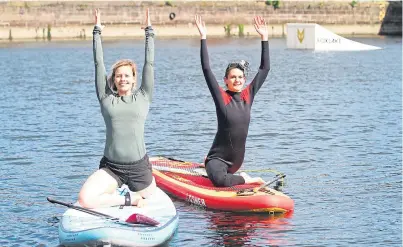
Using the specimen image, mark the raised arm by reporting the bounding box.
[195,15,224,107]
[248,16,270,97]
[92,9,109,101]
[139,8,155,101]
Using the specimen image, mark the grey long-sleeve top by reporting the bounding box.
[93,25,155,163]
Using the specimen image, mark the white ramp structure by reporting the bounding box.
[286,23,381,51]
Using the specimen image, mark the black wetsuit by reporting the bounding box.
[200,39,270,187]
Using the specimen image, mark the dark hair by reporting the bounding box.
[224,60,249,78]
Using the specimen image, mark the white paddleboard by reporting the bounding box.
[59,187,178,247]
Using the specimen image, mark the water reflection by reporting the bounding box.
[206,211,294,247]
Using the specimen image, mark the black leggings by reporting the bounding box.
[205,159,245,187]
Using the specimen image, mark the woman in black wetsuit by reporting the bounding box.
[195,15,270,187]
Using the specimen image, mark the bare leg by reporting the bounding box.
[78,169,124,208]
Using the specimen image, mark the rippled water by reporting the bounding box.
[0,36,401,247]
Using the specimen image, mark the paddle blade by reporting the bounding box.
[125,213,159,226]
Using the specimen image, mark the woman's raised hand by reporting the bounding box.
[253,16,268,41]
[142,8,151,29]
[94,9,105,30]
[194,15,207,39]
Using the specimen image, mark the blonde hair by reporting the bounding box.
[108,59,137,92]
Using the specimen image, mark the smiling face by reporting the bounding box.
[109,59,137,96]
[114,65,135,96]
[224,68,246,92]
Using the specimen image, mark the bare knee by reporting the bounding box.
[78,190,96,208]
[77,169,119,208]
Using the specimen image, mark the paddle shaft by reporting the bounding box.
[47,197,118,220]
[47,197,160,226]
[257,174,286,190]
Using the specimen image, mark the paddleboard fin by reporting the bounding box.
[125,213,160,226]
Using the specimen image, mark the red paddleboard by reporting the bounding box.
[150,156,294,214]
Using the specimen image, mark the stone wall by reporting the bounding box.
[0,1,401,39]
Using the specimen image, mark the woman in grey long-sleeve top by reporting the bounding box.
[78,9,155,208]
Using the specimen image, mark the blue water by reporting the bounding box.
[0,36,401,247]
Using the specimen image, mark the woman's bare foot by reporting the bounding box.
[136,198,147,208]
[240,172,265,185]
[130,192,147,207]
[248,177,265,185]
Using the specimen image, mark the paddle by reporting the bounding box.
[253,174,286,192]
[236,174,286,196]
[47,197,159,226]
